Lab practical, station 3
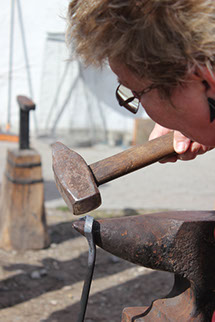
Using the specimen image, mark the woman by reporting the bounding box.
[66,3,215,321]
[66,0,215,161]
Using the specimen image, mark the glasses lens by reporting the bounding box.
[116,84,139,114]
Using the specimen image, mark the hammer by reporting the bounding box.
[52,132,175,215]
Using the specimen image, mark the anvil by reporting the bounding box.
[73,211,215,321]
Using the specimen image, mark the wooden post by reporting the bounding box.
[0,96,49,250]
[0,148,50,251]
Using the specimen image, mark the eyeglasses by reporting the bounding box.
[115,83,156,114]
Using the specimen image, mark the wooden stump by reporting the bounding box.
[0,148,50,250]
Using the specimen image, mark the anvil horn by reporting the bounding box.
[73,211,215,321]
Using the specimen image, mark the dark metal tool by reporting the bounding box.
[73,211,215,321]
[52,132,175,215]
[77,215,96,322]
[17,95,35,149]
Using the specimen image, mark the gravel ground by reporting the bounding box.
[0,209,174,322]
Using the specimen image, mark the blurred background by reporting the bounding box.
[0,0,150,147]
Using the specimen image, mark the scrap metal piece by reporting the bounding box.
[77,216,96,322]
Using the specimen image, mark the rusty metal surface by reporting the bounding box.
[73,211,215,321]
[52,142,101,215]
[122,276,206,321]
[17,95,35,111]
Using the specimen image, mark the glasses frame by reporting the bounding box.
[116,83,157,114]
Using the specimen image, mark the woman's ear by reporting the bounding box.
[208,97,215,122]
[195,65,215,95]
[195,66,215,122]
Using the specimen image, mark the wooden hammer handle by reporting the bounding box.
[89,132,175,185]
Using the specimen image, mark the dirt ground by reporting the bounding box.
[0,209,174,322]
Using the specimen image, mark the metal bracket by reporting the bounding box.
[77,215,96,322]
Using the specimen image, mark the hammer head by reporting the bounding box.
[52,142,101,215]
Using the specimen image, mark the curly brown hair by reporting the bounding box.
[66,0,215,96]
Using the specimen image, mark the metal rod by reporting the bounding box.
[77,216,96,322]
[7,0,16,130]
[16,0,38,134]
[19,108,30,149]
[17,95,35,150]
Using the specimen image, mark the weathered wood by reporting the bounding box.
[0,148,50,250]
[90,131,175,185]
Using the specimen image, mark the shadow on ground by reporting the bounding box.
[0,248,173,321]
[0,213,174,321]
[45,270,173,322]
